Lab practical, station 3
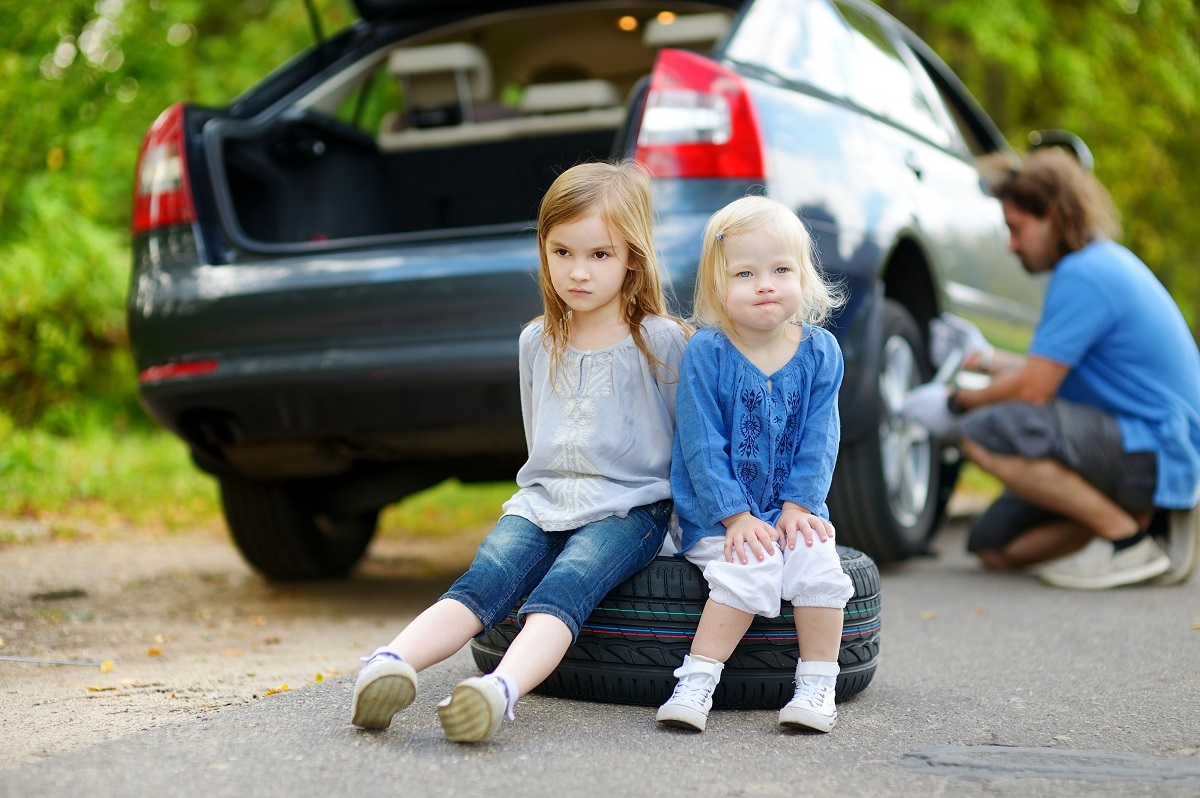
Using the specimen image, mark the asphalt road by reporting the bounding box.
[3,519,1199,798]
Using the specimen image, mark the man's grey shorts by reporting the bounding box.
[959,400,1156,553]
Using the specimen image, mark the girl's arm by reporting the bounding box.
[780,332,844,527]
[517,323,539,452]
[651,320,689,424]
[675,335,757,535]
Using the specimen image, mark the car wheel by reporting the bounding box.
[469,546,880,708]
[829,299,941,564]
[218,475,378,579]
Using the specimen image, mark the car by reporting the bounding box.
[128,0,1071,578]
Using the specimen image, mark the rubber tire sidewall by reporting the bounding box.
[218,475,377,579]
[828,299,938,564]
[470,547,881,708]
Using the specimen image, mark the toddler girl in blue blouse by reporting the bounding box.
[350,161,688,743]
[656,196,853,734]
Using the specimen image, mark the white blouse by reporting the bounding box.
[501,314,688,531]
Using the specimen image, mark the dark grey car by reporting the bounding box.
[128,0,1053,577]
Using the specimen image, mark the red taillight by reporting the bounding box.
[132,103,197,234]
[138,359,220,384]
[635,49,765,180]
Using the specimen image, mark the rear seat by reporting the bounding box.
[514,79,625,135]
[378,45,625,152]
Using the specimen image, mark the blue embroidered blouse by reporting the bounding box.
[671,325,844,553]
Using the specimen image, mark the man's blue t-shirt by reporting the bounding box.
[1030,240,1200,508]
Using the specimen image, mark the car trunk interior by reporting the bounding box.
[223,115,620,243]
[213,3,733,247]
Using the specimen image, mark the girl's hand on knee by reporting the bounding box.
[777,505,835,549]
[722,513,777,564]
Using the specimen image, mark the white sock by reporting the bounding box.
[361,645,405,665]
[484,672,519,720]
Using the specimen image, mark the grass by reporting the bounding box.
[0,424,222,532]
[0,422,513,539]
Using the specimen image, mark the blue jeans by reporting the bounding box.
[442,500,671,638]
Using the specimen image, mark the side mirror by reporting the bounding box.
[1028,129,1094,171]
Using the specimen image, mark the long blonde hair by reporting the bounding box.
[536,160,687,379]
[692,195,843,338]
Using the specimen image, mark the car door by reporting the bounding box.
[840,1,1045,353]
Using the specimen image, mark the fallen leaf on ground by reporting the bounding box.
[314,673,324,683]
[99,659,114,673]
[87,686,117,692]
[221,649,243,657]
[249,615,267,626]
[972,606,989,616]
[263,684,290,696]
[920,611,937,621]
[146,647,163,657]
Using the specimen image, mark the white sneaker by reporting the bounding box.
[437,675,515,743]
[349,647,417,729]
[1153,506,1200,585]
[1039,536,1170,589]
[656,655,723,731]
[778,678,837,733]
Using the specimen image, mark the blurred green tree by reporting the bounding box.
[0,0,352,429]
[880,0,1200,331]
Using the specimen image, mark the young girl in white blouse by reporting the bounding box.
[349,161,688,743]
[657,196,852,734]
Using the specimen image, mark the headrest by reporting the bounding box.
[519,80,621,114]
[388,43,491,101]
[642,13,731,49]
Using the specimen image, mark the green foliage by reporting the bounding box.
[0,414,221,529]
[880,0,1200,331]
[378,479,517,538]
[0,176,137,428]
[0,0,354,430]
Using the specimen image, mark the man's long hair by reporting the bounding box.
[988,148,1120,259]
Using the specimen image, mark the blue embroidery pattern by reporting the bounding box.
[737,388,763,459]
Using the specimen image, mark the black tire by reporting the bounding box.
[828,299,940,564]
[218,475,378,579]
[469,547,880,708]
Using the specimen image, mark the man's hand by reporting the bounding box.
[930,313,993,370]
[721,512,778,564]
[903,382,958,437]
[776,505,835,550]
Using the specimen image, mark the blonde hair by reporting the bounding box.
[536,160,687,379]
[692,195,843,337]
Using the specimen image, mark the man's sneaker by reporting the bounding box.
[778,680,837,732]
[349,647,417,729]
[655,654,724,732]
[437,674,515,743]
[1152,506,1200,585]
[1039,535,1170,589]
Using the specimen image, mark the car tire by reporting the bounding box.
[469,546,880,709]
[218,475,378,579]
[828,299,940,564]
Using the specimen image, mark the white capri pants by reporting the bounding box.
[684,535,853,617]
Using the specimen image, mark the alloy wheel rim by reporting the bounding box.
[878,335,932,528]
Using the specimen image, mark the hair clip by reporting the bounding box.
[715,232,724,241]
